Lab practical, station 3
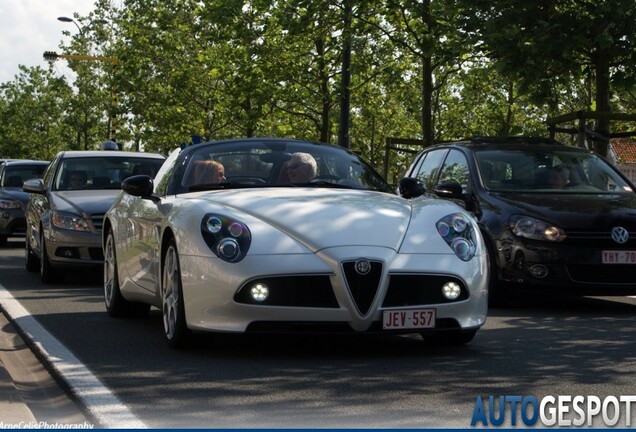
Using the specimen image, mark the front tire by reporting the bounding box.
[40,233,63,284]
[25,237,40,272]
[162,239,191,349]
[483,235,507,308]
[104,229,150,318]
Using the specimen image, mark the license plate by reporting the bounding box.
[382,308,436,330]
[602,250,636,264]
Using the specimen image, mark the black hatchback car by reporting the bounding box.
[400,137,636,306]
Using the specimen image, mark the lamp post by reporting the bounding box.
[56,15,112,148]
[57,16,109,36]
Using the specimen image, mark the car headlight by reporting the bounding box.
[0,199,20,209]
[436,213,477,261]
[200,214,251,262]
[51,211,91,232]
[509,215,566,242]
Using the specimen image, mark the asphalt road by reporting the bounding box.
[1,238,636,428]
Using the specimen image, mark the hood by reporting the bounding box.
[51,190,122,216]
[0,188,30,204]
[196,188,412,251]
[493,192,636,230]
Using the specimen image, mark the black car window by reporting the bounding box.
[438,149,470,190]
[42,156,58,188]
[475,148,633,193]
[414,149,448,190]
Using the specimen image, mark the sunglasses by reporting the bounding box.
[287,164,301,170]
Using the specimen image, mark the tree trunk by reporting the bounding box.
[338,0,352,149]
[593,50,611,157]
[421,0,433,147]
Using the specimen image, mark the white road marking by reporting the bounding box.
[0,284,147,428]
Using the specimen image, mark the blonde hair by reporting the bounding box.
[192,160,224,184]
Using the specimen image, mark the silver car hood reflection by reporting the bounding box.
[52,190,122,215]
[190,188,412,251]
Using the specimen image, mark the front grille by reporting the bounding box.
[566,230,636,249]
[342,260,383,316]
[235,275,338,307]
[383,275,469,307]
[567,265,636,284]
[90,213,105,232]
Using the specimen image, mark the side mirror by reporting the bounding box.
[399,177,426,199]
[22,178,46,194]
[434,181,463,199]
[122,175,155,198]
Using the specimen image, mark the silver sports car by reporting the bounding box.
[103,138,488,348]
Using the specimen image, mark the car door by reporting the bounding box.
[26,156,58,256]
[121,151,180,295]
[117,192,163,295]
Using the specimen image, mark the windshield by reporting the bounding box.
[172,140,393,194]
[475,148,634,193]
[54,156,164,191]
[1,164,47,187]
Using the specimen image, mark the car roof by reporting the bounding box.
[1,159,49,166]
[430,136,590,153]
[56,150,165,159]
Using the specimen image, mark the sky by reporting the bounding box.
[0,1,98,84]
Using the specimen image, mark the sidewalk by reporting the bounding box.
[0,311,92,428]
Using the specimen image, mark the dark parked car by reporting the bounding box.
[23,150,165,284]
[400,137,636,306]
[0,159,49,245]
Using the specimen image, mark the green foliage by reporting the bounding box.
[1,0,634,175]
[0,66,74,160]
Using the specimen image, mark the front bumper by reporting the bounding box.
[0,208,26,237]
[178,246,489,334]
[497,240,636,295]
[44,227,103,267]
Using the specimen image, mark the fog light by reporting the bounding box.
[2,212,9,219]
[250,283,269,302]
[528,264,549,279]
[442,281,461,300]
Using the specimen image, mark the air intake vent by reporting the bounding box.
[342,260,383,316]
[90,213,105,232]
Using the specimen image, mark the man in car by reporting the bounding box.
[285,152,317,183]
[68,171,87,189]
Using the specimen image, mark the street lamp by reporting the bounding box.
[56,15,113,147]
[57,16,109,36]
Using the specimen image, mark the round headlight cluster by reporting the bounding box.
[201,214,251,262]
[436,213,477,262]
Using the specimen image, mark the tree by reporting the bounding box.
[0,66,74,159]
[456,0,636,156]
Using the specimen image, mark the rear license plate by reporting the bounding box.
[382,308,436,330]
[602,250,636,264]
